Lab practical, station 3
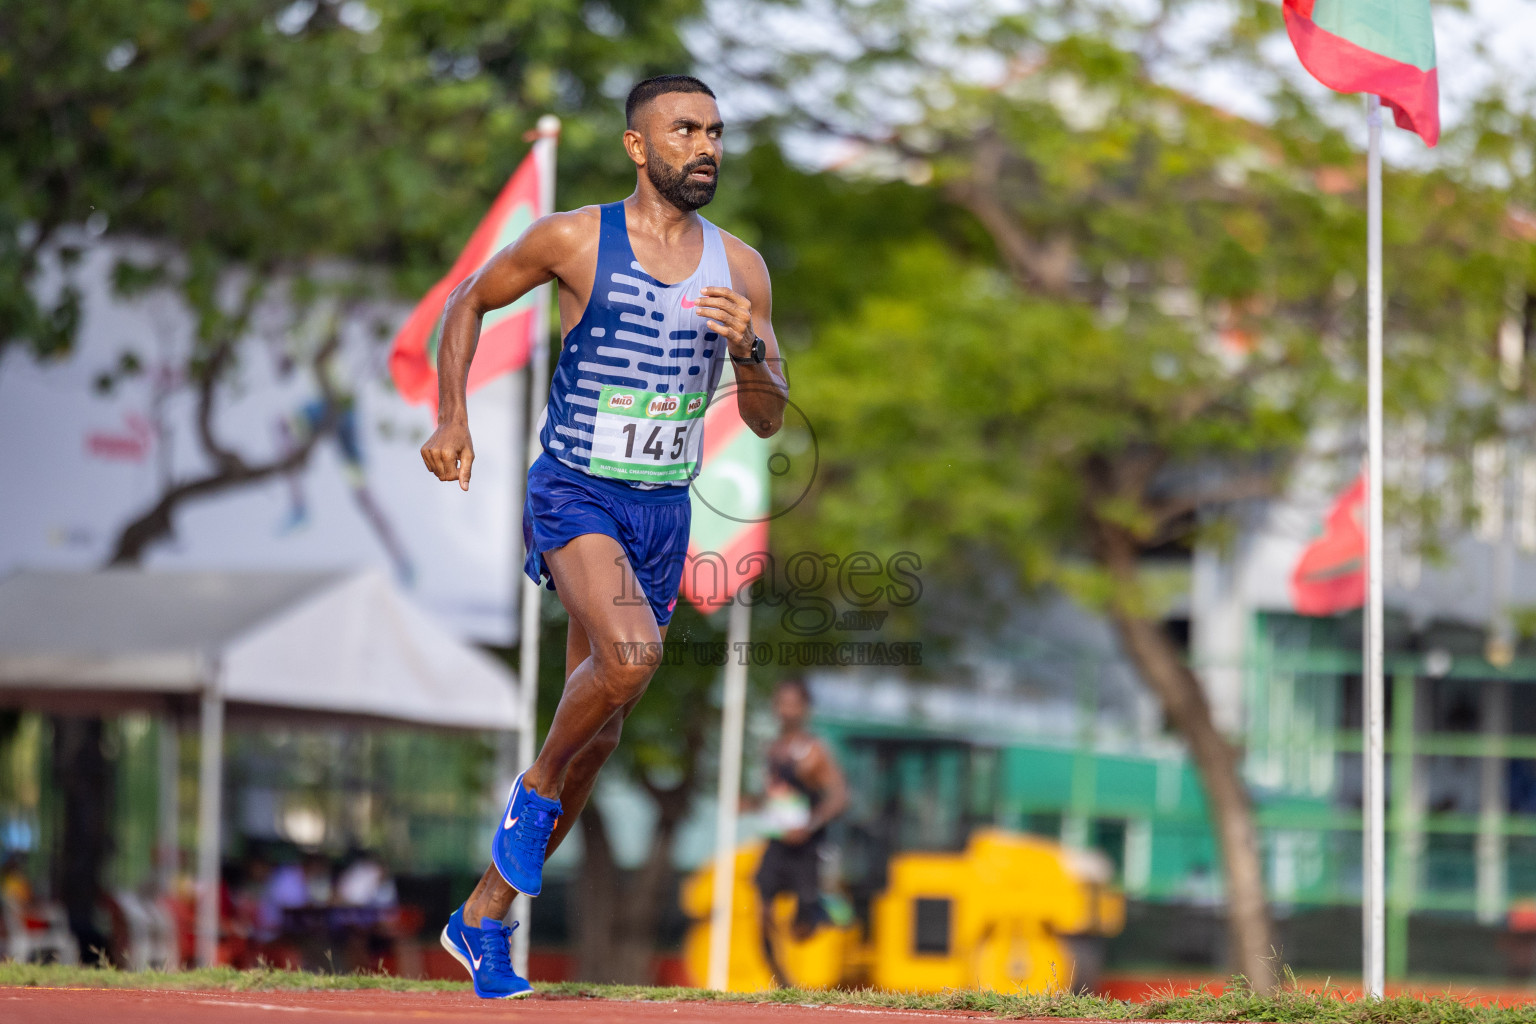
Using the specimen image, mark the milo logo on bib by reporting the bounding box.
[589,385,708,483]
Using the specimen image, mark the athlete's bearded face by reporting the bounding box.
[643,139,718,211]
[628,91,725,212]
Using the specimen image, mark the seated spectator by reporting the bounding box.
[334,849,399,972]
[336,850,397,909]
[1,852,35,910]
[257,853,307,944]
[301,851,334,907]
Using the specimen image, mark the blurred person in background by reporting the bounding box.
[224,853,271,968]
[336,848,396,910]
[753,678,847,984]
[259,849,337,970]
[419,73,788,999]
[301,850,334,906]
[250,849,288,946]
[256,849,328,939]
[214,862,245,966]
[1,851,34,909]
[335,849,398,972]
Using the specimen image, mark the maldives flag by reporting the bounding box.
[388,147,551,409]
[1283,0,1439,147]
[1291,473,1367,616]
[680,369,770,612]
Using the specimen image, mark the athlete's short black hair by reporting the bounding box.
[625,75,716,129]
[776,678,812,705]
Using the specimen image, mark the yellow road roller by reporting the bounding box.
[681,827,1123,993]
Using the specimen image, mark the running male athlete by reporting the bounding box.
[754,678,847,984]
[419,75,788,998]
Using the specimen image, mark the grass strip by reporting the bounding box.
[3,962,1535,1021]
[0,961,462,993]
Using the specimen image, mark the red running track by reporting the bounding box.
[0,988,1031,1024]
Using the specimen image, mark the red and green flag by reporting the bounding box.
[1283,0,1439,147]
[1291,472,1366,616]
[680,368,770,613]
[389,147,551,410]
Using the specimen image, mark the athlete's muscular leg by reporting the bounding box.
[523,533,663,798]
[542,618,668,859]
[463,536,666,927]
[461,678,656,926]
[465,692,641,924]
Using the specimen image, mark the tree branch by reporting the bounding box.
[1090,517,1275,992]
[106,305,346,566]
[942,134,1078,297]
[191,274,269,472]
[1149,470,1282,536]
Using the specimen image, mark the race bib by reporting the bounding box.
[762,787,812,839]
[588,386,707,483]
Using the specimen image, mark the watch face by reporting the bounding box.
[753,335,766,362]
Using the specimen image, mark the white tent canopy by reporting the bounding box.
[0,568,522,966]
[0,568,520,728]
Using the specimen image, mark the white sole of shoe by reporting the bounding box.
[439,925,533,999]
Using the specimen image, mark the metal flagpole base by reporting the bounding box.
[706,595,752,990]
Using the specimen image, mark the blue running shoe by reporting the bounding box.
[492,770,562,896]
[440,905,533,999]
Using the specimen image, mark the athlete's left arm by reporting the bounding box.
[692,238,788,438]
[804,740,849,833]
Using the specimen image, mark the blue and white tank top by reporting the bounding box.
[538,201,732,490]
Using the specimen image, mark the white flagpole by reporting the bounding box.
[707,594,752,991]
[512,113,560,979]
[194,677,224,968]
[1363,94,1387,1000]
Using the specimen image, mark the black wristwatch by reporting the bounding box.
[731,333,766,365]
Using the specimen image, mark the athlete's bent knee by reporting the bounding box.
[591,655,655,709]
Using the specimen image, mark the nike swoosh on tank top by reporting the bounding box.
[538,201,733,489]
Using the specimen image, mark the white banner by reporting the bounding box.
[0,239,522,643]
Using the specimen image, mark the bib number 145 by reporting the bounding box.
[622,422,690,462]
[588,386,707,483]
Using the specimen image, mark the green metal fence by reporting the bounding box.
[817,612,1536,979]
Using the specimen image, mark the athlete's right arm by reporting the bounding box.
[420,212,585,491]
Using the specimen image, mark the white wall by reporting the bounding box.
[0,234,525,642]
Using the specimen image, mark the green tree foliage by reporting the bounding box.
[705,0,1536,988]
[0,0,702,562]
[0,0,700,358]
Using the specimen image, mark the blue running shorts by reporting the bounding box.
[522,452,691,627]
